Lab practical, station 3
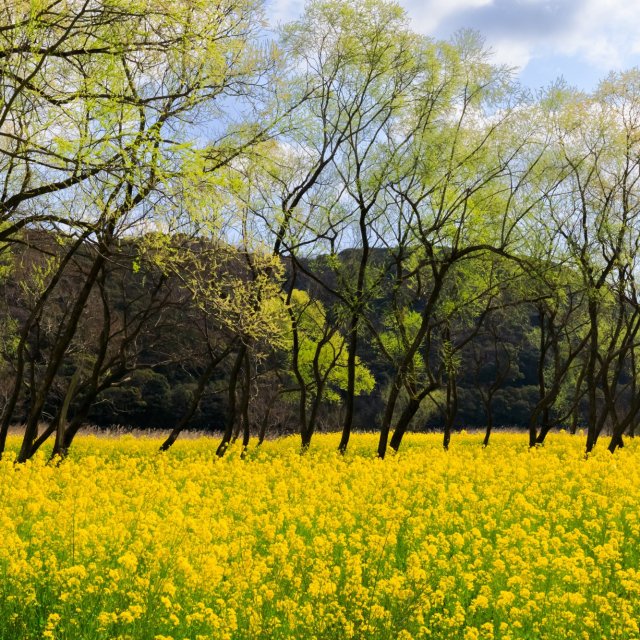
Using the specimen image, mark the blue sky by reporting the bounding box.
[265,0,640,91]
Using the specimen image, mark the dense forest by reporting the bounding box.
[2,0,640,460]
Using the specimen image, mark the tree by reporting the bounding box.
[273,0,430,453]
[0,0,275,460]
[468,296,525,446]
[287,289,374,448]
[374,32,541,457]
[539,73,640,452]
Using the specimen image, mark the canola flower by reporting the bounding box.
[0,432,639,640]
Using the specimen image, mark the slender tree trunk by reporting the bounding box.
[284,271,309,446]
[303,329,338,451]
[379,276,446,457]
[258,398,277,447]
[536,357,553,443]
[0,232,89,457]
[49,365,129,459]
[570,406,579,435]
[569,363,587,435]
[442,376,457,451]
[47,267,112,460]
[388,384,438,455]
[585,299,599,454]
[378,377,402,458]
[607,376,640,453]
[258,418,269,446]
[482,401,494,447]
[339,313,359,454]
[17,248,107,463]
[56,408,95,459]
[303,383,326,451]
[339,206,371,455]
[609,416,633,453]
[159,340,235,452]
[530,308,547,447]
[216,346,246,457]
[387,397,419,455]
[630,348,637,437]
[535,422,553,445]
[240,353,251,457]
[50,369,80,460]
[160,362,216,452]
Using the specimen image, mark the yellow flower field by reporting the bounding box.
[1,433,639,640]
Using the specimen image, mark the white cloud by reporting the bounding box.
[403,0,494,34]
[403,0,640,73]
[484,39,533,70]
[563,0,639,67]
[264,0,640,86]
[264,0,306,27]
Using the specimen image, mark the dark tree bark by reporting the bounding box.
[17,243,109,463]
[159,344,233,452]
[0,231,89,456]
[339,201,372,454]
[240,352,252,457]
[216,345,246,457]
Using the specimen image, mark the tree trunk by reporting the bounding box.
[50,369,80,460]
[339,314,359,454]
[387,397,420,455]
[0,232,89,457]
[216,346,246,457]
[442,375,457,451]
[240,353,251,457]
[258,404,275,447]
[387,384,438,455]
[534,422,553,445]
[286,279,308,446]
[339,205,371,455]
[379,274,446,458]
[585,299,599,454]
[160,340,235,452]
[17,247,107,463]
[482,403,494,447]
[530,307,547,447]
[160,362,216,452]
[303,382,326,452]
[630,348,637,437]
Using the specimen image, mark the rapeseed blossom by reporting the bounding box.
[0,433,639,639]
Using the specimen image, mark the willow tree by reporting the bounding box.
[0,0,273,460]
[264,3,546,456]
[538,73,640,453]
[272,0,437,453]
[372,31,547,457]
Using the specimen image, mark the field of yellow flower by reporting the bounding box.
[1,432,639,640]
